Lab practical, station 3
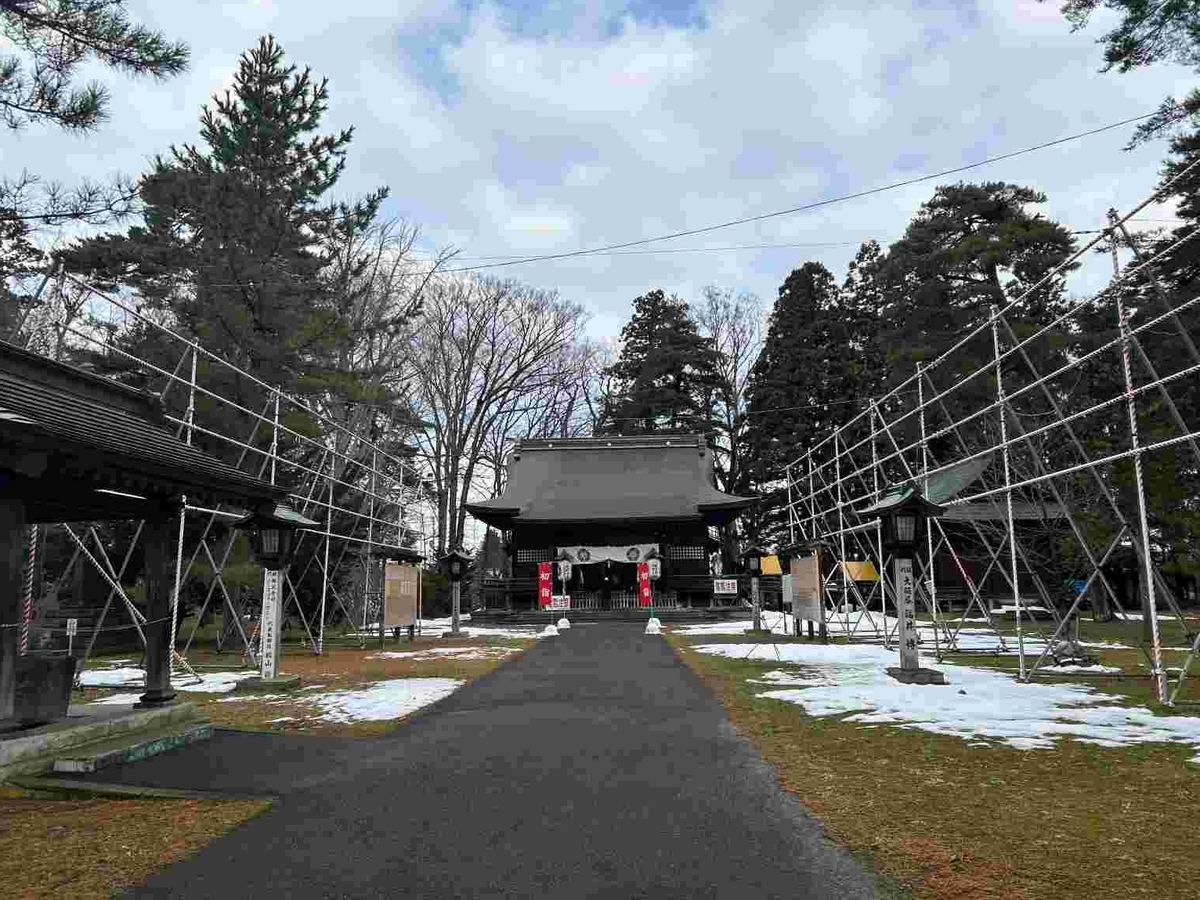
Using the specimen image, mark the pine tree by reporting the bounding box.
[57,35,394,472]
[741,260,882,542]
[0,0,188,132]
[875,182,1076,444]
[597,288,720,434]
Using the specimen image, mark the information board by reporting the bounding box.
[789,555,823,622]
[383,562,421,627]
[713,578,738,595]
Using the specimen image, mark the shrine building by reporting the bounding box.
[466,434,753,611]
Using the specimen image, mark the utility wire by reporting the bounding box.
[434,110,1162,274]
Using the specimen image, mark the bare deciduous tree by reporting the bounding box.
[696,285,762,566]
[408,274,589,554]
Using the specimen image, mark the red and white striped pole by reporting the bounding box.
[19,524,37,654]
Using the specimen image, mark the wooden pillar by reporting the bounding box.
[0,498,28,723]
[139,513,177,706]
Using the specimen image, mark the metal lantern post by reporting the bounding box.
[441,547,471,637]
[856,484,946,685]
[740,544,767,634]
[233,504,319,682]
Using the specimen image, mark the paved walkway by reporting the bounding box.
[98,624,883,898]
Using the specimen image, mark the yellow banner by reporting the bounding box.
[842,560,879,582]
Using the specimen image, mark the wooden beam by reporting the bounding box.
[0,497,28,723]
[138,513,177,706]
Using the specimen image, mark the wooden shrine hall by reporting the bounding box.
[0,339,287,729]
[466,434,754,613]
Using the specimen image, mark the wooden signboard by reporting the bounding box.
[383,562,421,627]
[789,554,823,622]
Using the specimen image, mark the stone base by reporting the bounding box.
[442,630,466,638]
[134,689,177,709]
[236,674,301,693]
[743,628,774,637]
[886,666,948,685]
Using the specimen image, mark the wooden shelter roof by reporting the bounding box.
[0,340,286,522]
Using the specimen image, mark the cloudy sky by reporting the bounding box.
[5,0,1197,339]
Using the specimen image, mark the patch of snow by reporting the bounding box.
[539,625,559,637]
[557,618,571,630]
[268,717,295,723]
[1042,664,1123,674]
[79,667,258,693]
[217,693,286,703]
[676,610,1135,653]
[369,647,515,661]
[305,678,462,723]
[693,641,1200,756]
[88,692,143,705]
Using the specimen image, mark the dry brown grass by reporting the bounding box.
[76,638,529,736]
[0,785,269,900]
[671,635,1200,900]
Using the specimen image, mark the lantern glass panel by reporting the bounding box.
[748,555,760,573]
[895,514,917,544]
[260,528,280,558]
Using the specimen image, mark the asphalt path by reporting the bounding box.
[95,624,884,898]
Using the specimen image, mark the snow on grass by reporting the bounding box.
[674,610,1135,652]
[694,641,1200,756]
[1042,664,1124,674]
[369,646,516,661]
[85,692,143,705]
[79,667,258,693]
[305,678,462,723]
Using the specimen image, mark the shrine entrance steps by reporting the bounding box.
[469,607,750,625]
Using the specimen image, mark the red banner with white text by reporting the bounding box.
[538,562,553,609]
[637,562,652,608]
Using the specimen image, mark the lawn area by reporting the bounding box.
[74,634,532,735]
[0,785,270,900]
[669,631,1200,900]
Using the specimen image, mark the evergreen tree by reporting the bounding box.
[63,35,385,389]
[1069,119,1200,584]
[875,182,1076,445]
[2,1,190,335]
[0,0,188,132]
[742,259,883,543]
[597,288,720,434]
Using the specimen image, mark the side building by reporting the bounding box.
[466,434,753,611]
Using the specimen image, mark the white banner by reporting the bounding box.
[556,544,660,564]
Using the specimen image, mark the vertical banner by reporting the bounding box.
[260,568,281,679]
[637,561,652,608]
[894,557,917,669]
[538,561,553,609]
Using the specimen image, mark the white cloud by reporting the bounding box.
[4,0,1197,336]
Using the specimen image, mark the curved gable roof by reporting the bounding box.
[466,434,753,528]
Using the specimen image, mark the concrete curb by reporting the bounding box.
[9,774,278,804]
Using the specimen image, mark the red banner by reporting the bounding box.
[637,561,652,608]
[538,562,553,609]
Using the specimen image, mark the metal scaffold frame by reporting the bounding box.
[784,172,1200,705]
[18,274,429,677]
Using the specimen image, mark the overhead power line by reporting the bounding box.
[435,110,1162,274]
